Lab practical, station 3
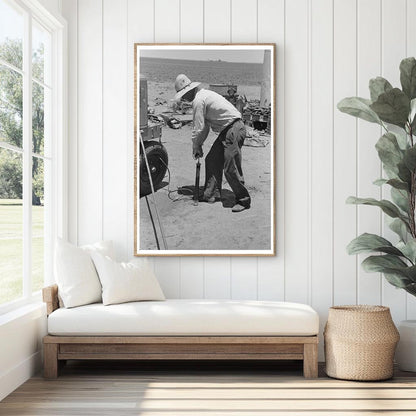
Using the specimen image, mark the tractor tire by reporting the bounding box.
[139,141,168,197]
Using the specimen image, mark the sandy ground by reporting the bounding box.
[139,82,272,251]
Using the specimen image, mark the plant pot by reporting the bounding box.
[395,320,416,372]
[324,305,400,381]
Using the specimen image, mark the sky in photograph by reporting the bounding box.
[140,49,266,63]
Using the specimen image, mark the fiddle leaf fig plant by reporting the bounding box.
[338,57,416,297]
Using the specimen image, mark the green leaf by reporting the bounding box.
[384,166,400,180]
[391,187,409,213]
[370,88,410,128]
[373,178,388,186]
[375,132,404,173]
[403,146,416,172]
[362,254,408,272]
[347,233,404,256]
[410,98,416,127]
[400,57,416,100]
[389,217,409,241]
[383,272,412,288]
[346,196,406,219]
[337,97,382,125]
[411,99,416,132]
[395,130,410,150]
[361,255,415,288]
[402,265,416,282]
[397,240,416,263]
[369,77,393,102]
[404,283,416,296]
[373,178,409,191]
[387,178,410,191]
[398,163,412,185]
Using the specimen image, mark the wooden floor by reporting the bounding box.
[1,360,416,415]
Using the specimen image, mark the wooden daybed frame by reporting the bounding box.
[42,285,319,379]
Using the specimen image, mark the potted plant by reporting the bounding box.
[337,57,416,372]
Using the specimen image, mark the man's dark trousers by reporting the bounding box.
[203,119,251,208]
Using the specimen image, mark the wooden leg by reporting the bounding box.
[303,343,318,379]
[44,343,59,379]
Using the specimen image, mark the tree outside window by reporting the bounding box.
[0,0,53,306]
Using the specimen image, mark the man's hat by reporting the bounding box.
[174,74,201,101]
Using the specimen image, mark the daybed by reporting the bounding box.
[42,284,320,379]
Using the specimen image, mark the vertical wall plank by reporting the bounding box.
[231,258,258,299]
[382,0,406,88]
[61,0,77,245]
[178,0,205,298]
[77,0,103,245]
[406,0,416,56]
[127,0,154,44]
[333,0,357,305]
[127,0,154,261]
[180,0,203,43]
[204,258,231,298]
[407,0,416,319]
[257,0,285,301]
[155,0,180,42]
[229,0,258,299]
[154,258,181,298]
[102,0,128,260]
[203,0,232,298]
[180,258,204,298]
[230,0,257,42]
[407,0,416,58]
[152,0,181,297]
[310,0,333,359]
[356,0,382,305]
[204,0,231,42]
[381,0,407,322]
[284,0,309,304]
[128,0,154,43]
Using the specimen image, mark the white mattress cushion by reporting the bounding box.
[48,299,319,336]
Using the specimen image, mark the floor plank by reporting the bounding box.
[1,361,416,415]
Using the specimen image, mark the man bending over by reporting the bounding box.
[174,74,251,213]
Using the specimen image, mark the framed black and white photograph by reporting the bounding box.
[134,44,275,256]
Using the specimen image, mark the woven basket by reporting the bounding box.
[324,305,399,381]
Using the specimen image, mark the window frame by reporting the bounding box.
[0,0,67,315]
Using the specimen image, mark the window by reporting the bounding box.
[0,0,66,312]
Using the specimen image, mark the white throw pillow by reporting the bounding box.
[55,239,114,308]
[90,252,165,306]
[81,240,115,259]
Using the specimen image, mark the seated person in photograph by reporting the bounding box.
[174,74,251,213]
[226,86,246,115]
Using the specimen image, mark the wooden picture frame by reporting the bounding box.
[134,44,276,256]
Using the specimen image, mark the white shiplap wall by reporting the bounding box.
[61,0,416,356]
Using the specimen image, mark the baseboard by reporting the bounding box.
[0,351,42,401]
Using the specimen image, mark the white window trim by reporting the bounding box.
[0,0,67,315]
